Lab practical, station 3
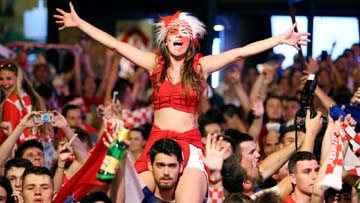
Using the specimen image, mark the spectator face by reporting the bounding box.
[22,147,45,167]
[166,25,191,57]
[33,65,50,85]
[65,108,83,127]
[283,100,300,122]
[290,160,319,195]
[265,98,283,121]
[82,77,96,96]
[239,141,260,180]
[22,174,53,203]
[6,167,25,192]
[202,123,222,145]
[127,130,145,153]
[0,186,7,203]
[263,132,281,156]
[0,70,16,97]
[149,153,183,191]
[282,131,296,146]
[204,123,222,136]
[68,97,87,114]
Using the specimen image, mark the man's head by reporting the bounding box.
[262,131,281,157]
[62,104,83,127]
[282,97,301,122]
[22,166,54,203]
[222,153,249,194]
[228,132,260,180]
[280,125,305,147]
[148,139,183,191]
[288,151,319,196]
[5,158,33,192]
[15,140,45,167]
[223,105,243,130]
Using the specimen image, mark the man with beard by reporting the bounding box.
[144,139,184,203]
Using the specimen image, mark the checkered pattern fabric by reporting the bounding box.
[319,125,344,191]
[207,185,224,203]
[3,90,44,144]
[122,106,153,129]
[319,122,360,191]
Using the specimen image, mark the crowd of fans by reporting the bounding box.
[0,4,359,203]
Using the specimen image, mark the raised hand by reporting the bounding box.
[0,122,12,136]
[18,111,43,129]
[51,110,69,129]
[58,134,77,162]
[279,23,311,50]
[250,96,264,118]
[201,134,231,172]
[12,190,24,203]
[53,2,80,30]
[305,109,323,136]
[350,87,360,106]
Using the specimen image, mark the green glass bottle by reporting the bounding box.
[97,128,129,183]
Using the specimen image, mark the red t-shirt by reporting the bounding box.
[284,195,296,203]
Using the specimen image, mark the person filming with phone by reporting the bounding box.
[0,62,46,145]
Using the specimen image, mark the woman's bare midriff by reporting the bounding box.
[153,108,198,132]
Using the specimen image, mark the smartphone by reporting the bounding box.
[33,112,55,124]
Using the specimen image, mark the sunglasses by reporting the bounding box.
[0,63,18,73]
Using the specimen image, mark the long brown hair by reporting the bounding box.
[154,41,205,110]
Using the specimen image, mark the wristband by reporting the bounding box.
[209,175,223,185]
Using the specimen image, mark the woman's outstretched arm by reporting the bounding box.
[200,23,310,76]
[53,2,157,72]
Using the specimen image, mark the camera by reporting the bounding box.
[295,74,327,131]
[33,112,55,124]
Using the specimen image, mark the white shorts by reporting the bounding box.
[185,144,207,176]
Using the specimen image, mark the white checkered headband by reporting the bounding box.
[154,11,206,48]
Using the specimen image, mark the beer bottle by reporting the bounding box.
[97,128,129,183]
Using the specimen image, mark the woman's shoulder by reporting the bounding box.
[5,90,30,102]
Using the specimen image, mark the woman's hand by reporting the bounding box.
[51,111,70,130]
[279,23,311,50]
[18,111,42,129]
[0,122,12,136]
[53,2,81,30]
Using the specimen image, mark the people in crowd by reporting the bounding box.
[127,127,148,161]
[0,63,45,145]
[4,158,32,192]
[285,151,319,203]
[21,166,54,203]
[54,3,309,202]
[1,3,360,203]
